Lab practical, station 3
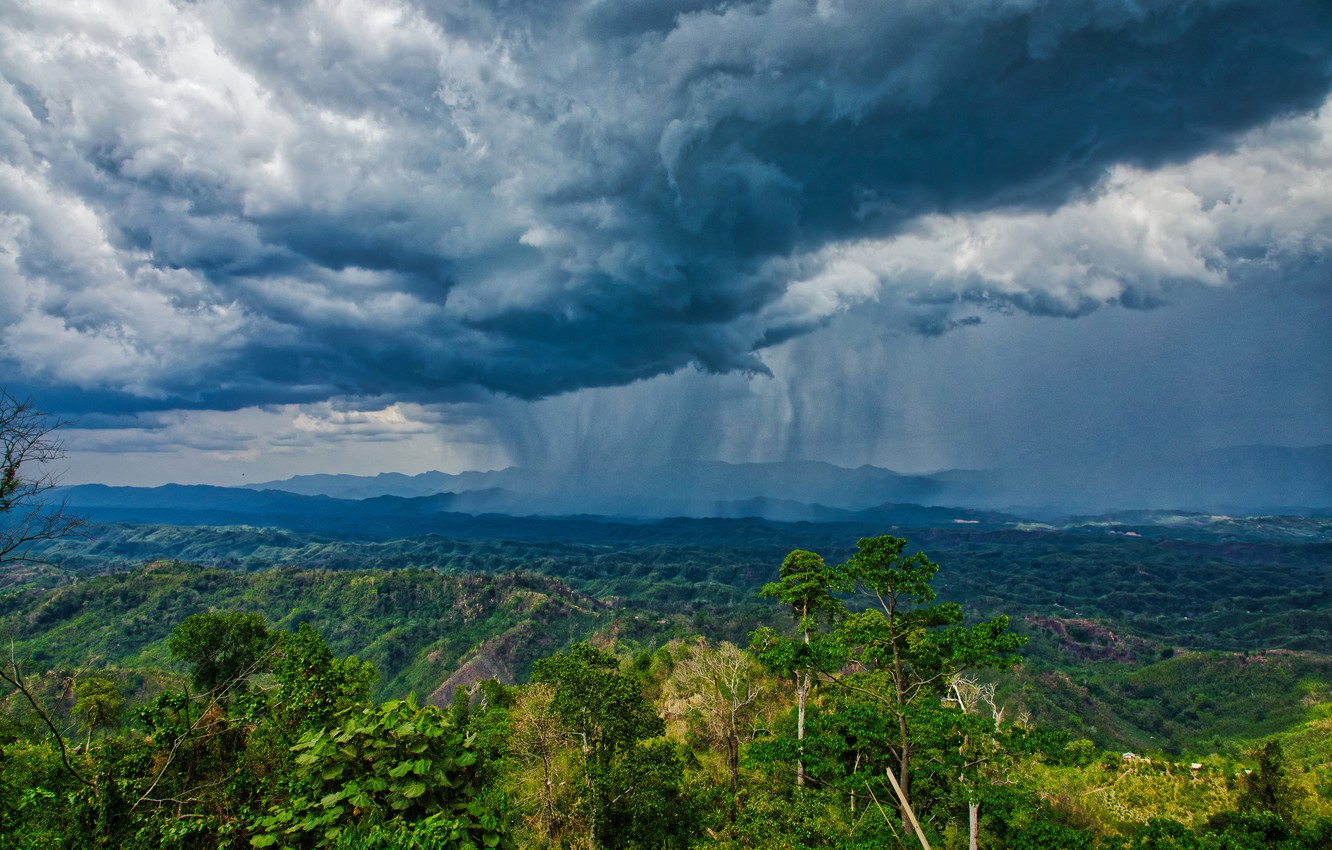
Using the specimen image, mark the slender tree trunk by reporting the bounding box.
[969,801,980,850]
[728,733,740,793]
[581,733,596,850]
[851,751,861,814]
[540,751,556,840]
[796,670,808,787]
[797,609,811,788]
[893,644,913,835]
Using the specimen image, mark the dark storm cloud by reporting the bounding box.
[1,0,1330,413]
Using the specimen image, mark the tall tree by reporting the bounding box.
[531,642,665,850]
[167,612,276,700]
[71,676,123,750]
[829,535,1026,839]
[1239,740,1304,824]
[269,622,376,738]
[753,549,841,788]
[508,682,570,843]
[944,674,1018,850]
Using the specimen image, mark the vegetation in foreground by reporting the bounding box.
[2,535,1330,849]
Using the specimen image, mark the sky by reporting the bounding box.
[1,0,1329,491]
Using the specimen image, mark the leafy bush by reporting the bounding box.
[252,694,506,849]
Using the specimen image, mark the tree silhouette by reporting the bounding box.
[0,389,83,567]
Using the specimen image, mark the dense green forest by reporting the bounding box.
[3,521,1331,848]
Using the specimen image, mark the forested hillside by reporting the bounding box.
[3,521,1331,848]
[24,512,1332,653]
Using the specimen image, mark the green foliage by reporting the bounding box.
[169,612,276,697]
[0,741,79,849]
[270,622,376,737]
[833,535,1026,685]
[306,806,509,850]
[1009,649,1332,753]
[531,643,664,769]
[529,643,685,848]
[72,676,123,746]
[701,789,860,849]
[1200,810,1332,850]
[3,565,614,701]
[252,693,506,849]
[1237,741,1303,823]
[602,738,697,849]
[761,550,841,632]
[825,536,1026,829]
[19,508,1332,655]
[753,550,843,676]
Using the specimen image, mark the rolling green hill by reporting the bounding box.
[1,563,616,702]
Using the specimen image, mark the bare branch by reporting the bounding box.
[133,639,281,811]
[0,389,84,567]
[1,641,94,790]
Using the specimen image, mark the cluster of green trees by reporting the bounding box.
[4,535,1329,848]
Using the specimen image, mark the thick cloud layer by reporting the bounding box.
[3,0,1330,412]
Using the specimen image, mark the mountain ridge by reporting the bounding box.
[236,447,1332,515]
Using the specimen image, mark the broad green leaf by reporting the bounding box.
[402,781,427,799]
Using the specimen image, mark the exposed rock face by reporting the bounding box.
[1027,615,1155,663]
[430,641,515,707]
[426,575,611,707]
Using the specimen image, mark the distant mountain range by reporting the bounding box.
[58,481,1018,538]
[235,447,1332,517]
[238,460,992,517]
[52,446,1330,533]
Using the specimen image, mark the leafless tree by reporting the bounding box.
[946,674,1019,850]
[666,638,771,794]
[1,388,83,567]
[509,682,571,842]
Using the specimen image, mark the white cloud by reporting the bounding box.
[0,160,249,393]
[768,101,1332,334]
[63,401,514,485]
